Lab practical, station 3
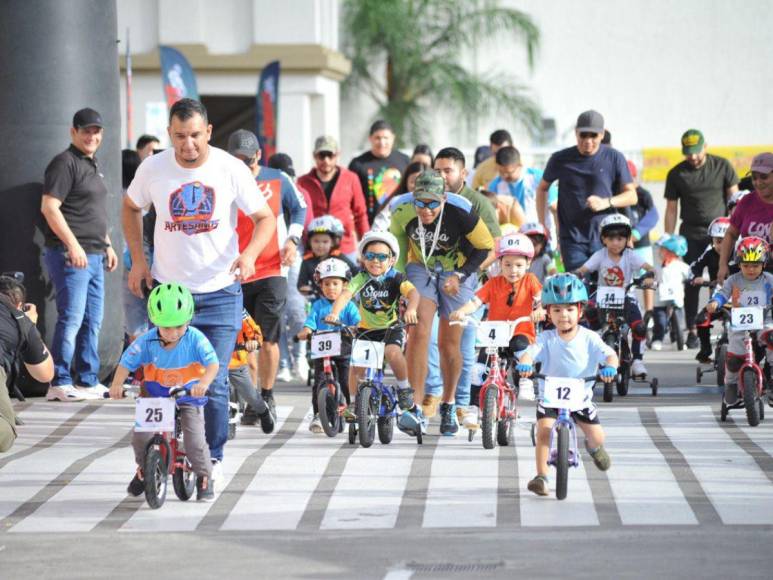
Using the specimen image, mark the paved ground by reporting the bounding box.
[1,346,772,579]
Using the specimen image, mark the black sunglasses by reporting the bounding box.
[315,151,335,160]
[579,132,600,140]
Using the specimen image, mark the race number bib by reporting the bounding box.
[351,340,385,369]
[310,332,342,359]
[542,377,587,412]
[475,321,513,347]
[740,291,766,308]
[657,282,679,302]
[731,307,764,331]
[134,398,175,433]
[597,286,625,308]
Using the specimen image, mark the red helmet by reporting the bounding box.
[708,217,730,238]
[735,236,768,264]
[496,233,534,259]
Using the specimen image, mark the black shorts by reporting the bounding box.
[242,276,287,343]
[355,326,405,349]
[536,403,600,425]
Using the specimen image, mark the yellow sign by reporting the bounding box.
[642,145,773,182]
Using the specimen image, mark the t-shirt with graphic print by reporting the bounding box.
[120,326,218,407]
[127,147,267,293]
[582,247,646,289]
[710,271,773,310]
[347,268,415,329]
[729,190,773,245]
[475,274,542,342]
[348,149,410,225]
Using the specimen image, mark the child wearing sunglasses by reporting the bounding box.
[450,234,544,400]
[325,231,420,430]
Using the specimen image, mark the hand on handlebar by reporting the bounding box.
[516,362,534,377]
[449,309,466,322]
[706,301,719,314]
[599,365,617,383]
[324,313,339,324]
[531,307,546,323]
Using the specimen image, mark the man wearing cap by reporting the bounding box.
[390,170,494,436]
[40,107,119,402]
[298,135,369,261]
[536,110,636,272]
[228,129,307,420]
[664,129,738,348]
[349,120,411,225]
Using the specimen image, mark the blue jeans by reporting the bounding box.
[191,282,242,461]
[424,308,480,406]
[44,247,104,387]
[279,253,307,369]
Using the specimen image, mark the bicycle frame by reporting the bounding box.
[144,403,188,476]
[738,330,765,398]
[478,346,517,421]
[547,409,580,469]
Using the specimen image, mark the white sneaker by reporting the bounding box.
[46,385,85,402]
[210,459,223,492]
[309,415,323,434]
[75,384,109,399]
[631,359,647,376]
[518,379,536,401]
[457,406,479,430]
[294,356,309,381]
[650,340,663,351]
[276,367,293,383]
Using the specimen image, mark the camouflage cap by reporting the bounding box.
[413,169,446,202]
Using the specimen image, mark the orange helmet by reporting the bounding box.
[735,236,768,264]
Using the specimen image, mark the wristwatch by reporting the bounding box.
[287,235,301,246]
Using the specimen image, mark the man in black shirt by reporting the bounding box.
[348,120,410,225]
[0,275,54,452]
[40,108,118,402]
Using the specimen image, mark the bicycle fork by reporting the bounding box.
[547,412,580,468]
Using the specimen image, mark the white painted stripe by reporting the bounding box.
[422,433,500,528]
[121,406,293,532]
[383,569,414,580]
[516,419,600,527]
[603,408,697,525]
[657,405,773,525]
[221,409,344,531]
[0,405,130,521]
[3,403,86,459]
[321,429,417,530]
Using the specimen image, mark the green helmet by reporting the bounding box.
[147,283,195,327]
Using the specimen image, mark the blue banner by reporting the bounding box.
[256,60,280,162]
[159,46,199,110]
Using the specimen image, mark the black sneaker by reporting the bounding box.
[127,473,144,497]
[240,404,259,426]
[686,332,699,349]
[439,402,459,437]
[695,349,713,364]
[196,476,215,502]
[259,404,276,434]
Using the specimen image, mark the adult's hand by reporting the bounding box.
[280,240,297,267]
[105,247,119,272]
[23,303,38,324]
[443,274,461,296]
[586,195,611,213]
[231,252,257,283]
[128,261,153,299]
[66,242,88,269]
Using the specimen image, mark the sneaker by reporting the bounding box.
[75,383,109,399]
[768,393,773,408]
[439,402,459,437]
[421,394,441,418]
[294,356,310,381]
[686,332,699,349]
[586,443,611,471]
[518,378,535,401]
[527,475,549,496]
[650,340,663,351]
[457,405,479,430]
[397,406,422,436]
[342,403,356,423]
[309,414,323,434]
[241,404,259,426]
[210,459,223,492]
[46,385,85,402]
[277,367,293,383]
[263,393,276,420]
[127,472,144,497]
[259,404,275,434]
[631,359,647,377]
[695,349,712,364]
[196,476,215,502]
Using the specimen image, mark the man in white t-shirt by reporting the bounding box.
[123,99,275,474]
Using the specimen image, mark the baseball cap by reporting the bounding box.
[72,108,103,129]
[227,129,260,157]
[313,135,339,154]
[413,170,445,202]
[681,129,705,155]
[267,153,296,178]
[575,110,604,134]
[751,152,773,175]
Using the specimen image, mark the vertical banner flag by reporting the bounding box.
[159,46,199,111]
[256,60,280,163]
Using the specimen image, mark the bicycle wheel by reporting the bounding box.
[642,310,654,349]
[672,309,684,351]
[317,381,341,438]
[742,369,760,427]
[377,416,393,444]
[720,400,728,422]
[143,446,169,509]
[481,386,498,450]
[357,384,377,447]
[348,422,357,445]
[716,345,727,388]
[555,423,570,501]
[603,380,614,403]
[603,335,616,402]
[497,392,516,446]
[172,456,196,501]
[617,363,630,396]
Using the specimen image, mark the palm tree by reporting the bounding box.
[341,0,541,146]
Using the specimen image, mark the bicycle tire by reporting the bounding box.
[497,392,516,446]
[603,334,617,402]
[759,398,765,421]
[357,384,376,447]
[555,423,570,500]
[617,364,630,396]
[716,345,727,388]
[651,377,659,396]
[348,422,356,445]
[481,386,498,450]
[742,369,760,427]
[603,380,614,403]
[720,400,728,422]
[317,381,341,438]
[672,309,684,351]
[642,310,654,349]
[143,447,168,509]
[377,416,393,444]
[172,457,196,501]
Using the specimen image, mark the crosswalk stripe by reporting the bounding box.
[603,408,698,525]
[656,406,773,525]
[734,414,773,461]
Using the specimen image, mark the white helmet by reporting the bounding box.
[728,189,751,210]
[315,258,352,281]
[358,231,400,261]
[708,217,731,239]
[599,213,632,236]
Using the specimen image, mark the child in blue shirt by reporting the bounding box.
[297,258,360,433]
[110,283,218,502]
[517,274,618,497]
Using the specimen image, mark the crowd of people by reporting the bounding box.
[3,97,773,501]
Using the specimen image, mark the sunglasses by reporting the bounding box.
[579,132,600,140]
[413,199,441,210]
[315,151,335,160]
[363,251,391,262]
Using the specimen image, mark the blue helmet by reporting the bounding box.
[541,273,588,305]
[656,234,688,257]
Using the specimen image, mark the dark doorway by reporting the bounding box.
[200,95,256,150]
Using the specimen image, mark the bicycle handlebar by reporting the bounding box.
[532,373,599,382]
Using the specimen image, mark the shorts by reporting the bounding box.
[405,262,476,319]
[355,326,405,349]
[536,402,600,425]
[242,276,287,343]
